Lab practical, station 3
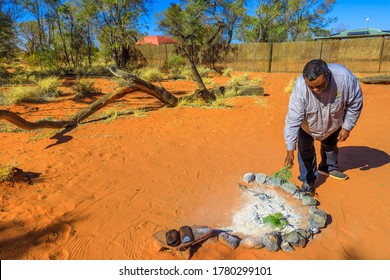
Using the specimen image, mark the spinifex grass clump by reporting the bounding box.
[262,213,288,230]
[0,164,17,183]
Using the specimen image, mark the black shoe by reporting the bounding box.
[318,169,348,180]
[301,182,315,196]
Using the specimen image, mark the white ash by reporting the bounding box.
[225,183,310,238]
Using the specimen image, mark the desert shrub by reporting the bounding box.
[179,66,193,80]
[137,68,164,82]
[167,55,186,74]
[36,76,62,98]
[0,123,24,132]
[221,67,233,77]
[284,78,296,94]
[3,86,38,104]
[0,164,17,183]
[224,73,262,97]
[74,65,111,76]
[197,66,213,78]
[178,94,232,109]
[176,66,213,80]
[4,76,62,104]
[72,79,101,98]
[0,66,12,85]
[224,74,250,97]
[9,74,31,84]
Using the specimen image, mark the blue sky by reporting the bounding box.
[144,0,390,35]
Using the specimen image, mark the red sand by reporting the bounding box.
[0,72,389,260]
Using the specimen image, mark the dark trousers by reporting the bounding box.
[297,127,341,184]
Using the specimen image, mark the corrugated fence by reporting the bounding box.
[137,37,390,73]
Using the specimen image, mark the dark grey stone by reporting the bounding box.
[281,181,300,194]
[243,172,256,183]
[309,209,327,229]
[309,206,318,214]
[218,232,241,249]
[295,229,312,239]
[302,195,317,206]
[281,231,307,247]
[265,176,285,187]
[240,237,265,249]
[263,232,279,251]
[281,241,295,252]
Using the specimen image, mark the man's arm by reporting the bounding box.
[343,76,363,132]
[284,79,305,166]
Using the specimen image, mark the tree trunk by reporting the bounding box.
[176,46,216,102]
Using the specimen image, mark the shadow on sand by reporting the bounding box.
[338,146,390,172]
[315,146,389,190]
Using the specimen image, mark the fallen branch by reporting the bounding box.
[0,67,180,130]
[108,66,178,106]
[0,110,68,130]
[67,86,137,127]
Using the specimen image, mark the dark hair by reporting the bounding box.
[303,59,330,81]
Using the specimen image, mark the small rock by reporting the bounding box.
[295,229,312,239]
[218,232,240,249]
[240,237,265,249]
[309,209,327,229]
[281,241,295,252]
[309,206,318,214]
[265,176,284,187]
[281,181,300,194]
[243,173,256,183]
[281,231,307,248]
[255,193,271,201]
[263,232,279,251]
[302,195,317,206]
[255,173,267,184]
[293,191,304,199]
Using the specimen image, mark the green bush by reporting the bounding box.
[73,79,101,98]
[167,55,186,74]
[0,164,18,183]
[36,76,62,98]
[222,67,233,77]
[4,76,62,104]
[137,68,164,82]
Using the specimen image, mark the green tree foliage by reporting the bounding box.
[157,0,246,47]
[0,11,17,62]
[237,0,336,43]
[85,0,151,68]
[157,0,246,68]
[3,0,338,71]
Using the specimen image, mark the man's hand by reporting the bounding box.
[337,128,350,142]
[284,150,295,167]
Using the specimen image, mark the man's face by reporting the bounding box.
[304,74,329,95]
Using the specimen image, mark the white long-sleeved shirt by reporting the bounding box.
[284,64,363,151]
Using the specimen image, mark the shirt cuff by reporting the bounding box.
[342,122,354,132]
[286,143,296,151]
